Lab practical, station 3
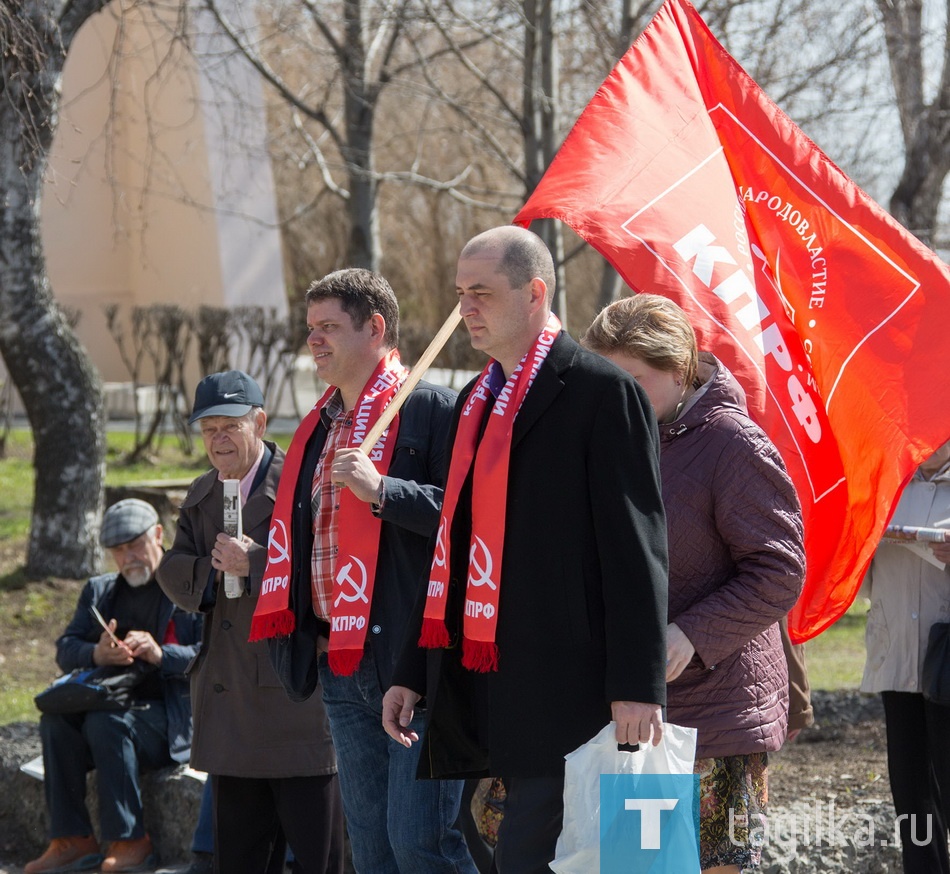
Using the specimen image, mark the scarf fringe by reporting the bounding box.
[462,638,499,673]
[248,610,295,643]
[328,649,362,676]
[419,617,451,649]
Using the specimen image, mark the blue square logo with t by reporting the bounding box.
[600,773,700,873]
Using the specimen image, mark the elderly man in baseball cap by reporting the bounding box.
[26,500,202,874]
[157,370,344,873]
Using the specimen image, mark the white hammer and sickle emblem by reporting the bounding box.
[433,518,448,569]
[468,536,496,590]
[267,520,290,565]
[334,555,369,606]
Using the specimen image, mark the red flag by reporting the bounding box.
[515,0,950,643]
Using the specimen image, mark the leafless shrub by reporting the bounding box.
[104,303,194,462]
[231,306,298,410]
[105,302,310,442]
[194,306,233,377]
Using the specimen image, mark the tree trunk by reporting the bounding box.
[0,1,108,578]
[340,0,380,271]
[342,93,380,271]
[876,0,950,247]
[523,0,567,327]
[596,0,643,311]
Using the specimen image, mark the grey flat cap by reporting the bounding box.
[100,499,159,548]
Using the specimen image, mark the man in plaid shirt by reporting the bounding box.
[267,269,476,874]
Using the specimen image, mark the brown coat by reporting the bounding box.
[781,616,814,733]
[661,356,805,758]
[157,443,336,778]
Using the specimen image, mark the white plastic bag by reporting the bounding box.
[551,721,699,874]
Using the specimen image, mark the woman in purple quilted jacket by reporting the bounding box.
[583,293,805,874]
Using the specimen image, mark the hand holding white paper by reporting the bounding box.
[222,479,243,598]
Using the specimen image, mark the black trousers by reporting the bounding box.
[882,690,950,873]
[490,775,564,874]
[211,773,345,874]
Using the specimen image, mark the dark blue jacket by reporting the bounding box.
[270,380,456,699]
[56,572,203,763]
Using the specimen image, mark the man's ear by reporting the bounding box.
[527,276,547,313]
[254,408,268,437]
[369,312,387,341]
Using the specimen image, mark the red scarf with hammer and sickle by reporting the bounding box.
[419,315,560,671]
[250,351,407,678]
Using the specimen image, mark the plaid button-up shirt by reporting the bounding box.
[310,392,350,621]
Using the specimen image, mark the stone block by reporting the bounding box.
[0,721,201,868]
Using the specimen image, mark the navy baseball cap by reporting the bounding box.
[189,370,264,424]
[100,499,159,548]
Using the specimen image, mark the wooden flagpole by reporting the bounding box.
[359,303,462,453]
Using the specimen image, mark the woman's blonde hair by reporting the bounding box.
[581,293,699,388]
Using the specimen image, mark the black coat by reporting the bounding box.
[394,332,669,778]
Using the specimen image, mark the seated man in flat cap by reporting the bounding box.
[27,499,203,874]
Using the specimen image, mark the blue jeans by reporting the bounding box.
[40,702,172,841]
[192,780,214,854]
[319,650,477,874]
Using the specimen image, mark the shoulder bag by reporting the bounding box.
[34,662,152,715]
